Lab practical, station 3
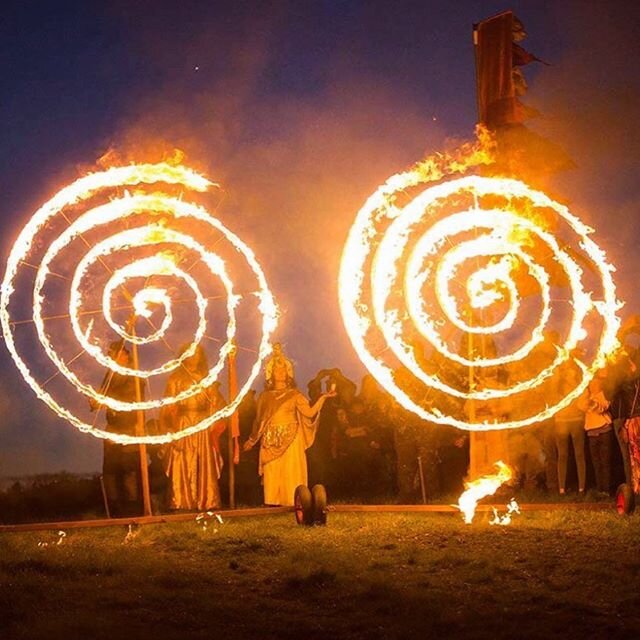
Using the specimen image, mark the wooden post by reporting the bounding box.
[99,475,111,519]
[467,323,479,480]
[472,22,482,124]
[467,328,476,422]
[129,320,152,517]
[417,456,427,505]
[227,344,240,509]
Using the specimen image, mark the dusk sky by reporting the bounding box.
[1,0,638,476]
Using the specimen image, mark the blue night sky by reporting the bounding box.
[0,1,638,476]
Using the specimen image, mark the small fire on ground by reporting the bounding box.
[457,461,520,525]
[490,498,521,526]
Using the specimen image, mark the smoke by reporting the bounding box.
[104,1,639,388]
[0,2,446,478]
[101,4,445,389]
[527,1,640,311]
[1,2,637,477]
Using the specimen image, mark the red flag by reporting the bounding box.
[512,43,549,67]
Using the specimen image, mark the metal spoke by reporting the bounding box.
[41,349,86,388]
[374,344,390,359]
[236,344,257,354]
[172,294,226,304]
[10,303,135,327]
[203,334,256,354]
[19,260,69,281]
[55,193,233,407]
[60,211,115,277]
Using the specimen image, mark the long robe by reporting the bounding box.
[248,388,319,506]
[161,378,226,511]
[98,371,142,512]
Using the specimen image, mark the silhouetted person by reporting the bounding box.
[90,341,142,517]
[236,389,262,505]
[306,368,357,488]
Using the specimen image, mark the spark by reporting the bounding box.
[38,530,66,547]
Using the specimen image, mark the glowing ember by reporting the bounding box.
[457,461,513,524]
[489,498,521,526]
[338,128,622,430]
[196,511,223,531]
[123,524,140,545]
[38,530,67,548]
[1,163,278,445]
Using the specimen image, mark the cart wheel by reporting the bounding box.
[616,483,635,515]
[294,485,313,525]
[311,484,328,525]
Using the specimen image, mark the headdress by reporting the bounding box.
[265,342,294,383]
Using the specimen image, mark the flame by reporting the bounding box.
[132,287,169,319]
[38,530,66,548]
[489,498,521,526]
[1,163,279,445]
[123,524,139,545]
[338,128,622,431]
[457,461,512,524]
[195,511,223,531]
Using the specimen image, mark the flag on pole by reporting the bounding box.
[473,11,544,128]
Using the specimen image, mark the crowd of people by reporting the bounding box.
[94,337,640,516]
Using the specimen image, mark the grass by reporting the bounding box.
[1,509,639,639]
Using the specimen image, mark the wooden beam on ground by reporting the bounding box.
[0,506,291,533]
[0,502,614,533]
[329,503,614,513]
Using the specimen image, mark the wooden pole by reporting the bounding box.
[467,328,476,422]
[99,475,111,519]
[129,319,152,517]
[0,502,614,534]
[417,456,427,505]
[472,23,482,125]
[227,344,240,509]
[467,328,479,480]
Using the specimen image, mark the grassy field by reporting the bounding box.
[1,509,639,640]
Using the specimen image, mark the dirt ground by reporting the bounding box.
[1,509,639,640]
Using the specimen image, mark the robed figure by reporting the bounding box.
[90,340,142,517]
[160,345,226,510]
[244,345,334,506]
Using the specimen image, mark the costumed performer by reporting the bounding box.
[243,344,335,506]
[160,344,226,510]
[89,340,142,517]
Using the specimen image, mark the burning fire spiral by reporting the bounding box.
[1,163,278,444]
[339,135,622,431]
